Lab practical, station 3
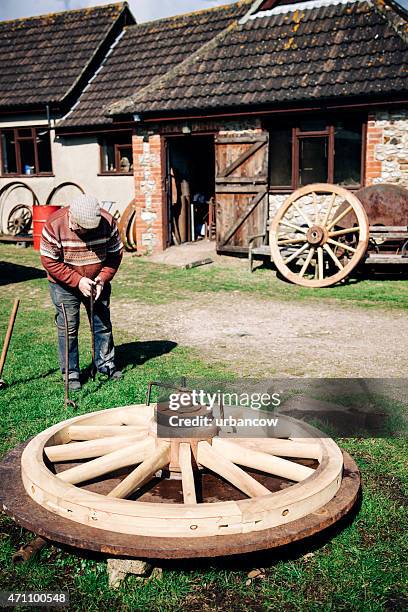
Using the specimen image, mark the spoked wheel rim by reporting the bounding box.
[270,184,369,288]
[7,204,33,235]
[21,404,346,542]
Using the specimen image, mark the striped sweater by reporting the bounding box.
[40,207,123,288]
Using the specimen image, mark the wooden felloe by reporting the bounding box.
[21,404,346,540]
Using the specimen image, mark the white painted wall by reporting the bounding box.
[0,114,134,234]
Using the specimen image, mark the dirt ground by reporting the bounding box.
[111,291,408,377]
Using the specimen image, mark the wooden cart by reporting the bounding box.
[249,183,408,288]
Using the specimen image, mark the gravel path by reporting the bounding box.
[111,292,408,377]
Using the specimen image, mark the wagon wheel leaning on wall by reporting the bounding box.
[0,182,39,235]
[269,184,369,288]
[7,204,33,236]
[118,199,137,252]
[45,182,85,206]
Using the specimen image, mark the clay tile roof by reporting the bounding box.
[109,0,408,117]
[59,0,253,127]
[0,2,131,110]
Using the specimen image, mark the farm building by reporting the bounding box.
[104,0,408,254]
[0,0,248,238]
[0,2,135,235]
[0,0,407,255]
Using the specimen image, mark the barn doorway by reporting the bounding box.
[166,135,215,246]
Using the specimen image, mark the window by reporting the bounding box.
[100,133,133,174]
[333,120,363,186]
[0,127,52,175]
[269,116,364,190]
[299,137,327,186]
[269,128,292,187]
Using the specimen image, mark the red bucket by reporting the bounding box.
[32,205,61,251]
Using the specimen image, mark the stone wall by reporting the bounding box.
[269,194,287,219]
[366,109,408,187]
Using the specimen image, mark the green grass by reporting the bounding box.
[117,257,408,310]
[1,243,408,309]
[0,243,407,611]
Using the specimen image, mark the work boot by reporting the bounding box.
[69,380,81,391]
[110,369,123,381]
[98,366,122,380]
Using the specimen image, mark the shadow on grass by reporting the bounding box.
[115,340,178,370]
[5,368,60,388]
[0,261,45,286]
[78,341,177,385]
[252,258,408,284]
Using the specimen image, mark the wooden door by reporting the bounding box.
[215,132,269,253]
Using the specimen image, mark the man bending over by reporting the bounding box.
[41,195,123,390]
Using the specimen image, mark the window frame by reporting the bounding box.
[0,126,54,177]
[99,133,133,176]
[268,115,366,193]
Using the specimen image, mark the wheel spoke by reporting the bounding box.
[293,202,312,228]
[284,242,310,265]
[317,247,324,280]
[45,435,144,462]
[238,438,322,459]
[329,226,360,237]
[327,205,353,230]
[279,220,307,233]
[57,439,154,485]
[108,442,170,499]
[313,192,319,224]
[327,238,356,253]
[299,247,315,278]
[67,425,146,441]
[197,441,269,498]
[322,193,336,227]
[213,439,314,482]
[277,236,307,246]
[323,244,344,270]
[179,443,197,504]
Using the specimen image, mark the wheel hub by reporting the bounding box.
[306,225,327,246]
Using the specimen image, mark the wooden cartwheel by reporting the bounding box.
[270,184,369,288]
[0,404,360,559]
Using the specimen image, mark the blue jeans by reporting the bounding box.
[49,281,116,380]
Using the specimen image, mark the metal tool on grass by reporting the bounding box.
[12,536,48,564]
[61,303,77,410]
[89,283,97,381]
[0,298,20,390]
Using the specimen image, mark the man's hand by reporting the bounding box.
[78,277,95,298]
[94,278,104,301]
